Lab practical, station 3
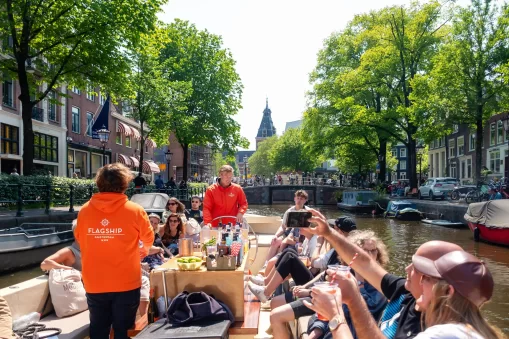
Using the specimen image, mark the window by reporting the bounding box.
[137,140,141,151]
[121,100,131,116]
[145,143,149,153]
[470,133,475,151]
[86,112,93,136]
[71,107,80,133]
[48,91,57,121]
[68,149,88,178]
[116,131,122,145]
[453,124,459,133]
[439,137,445,148]
[461,160,466,179]
[490,123,496,146]
[391,149,397,157]
[430,140,435,149]
[72,86,81,95]
[400,160,407,170]
[86,85,96,101]
[91,153,104,177]
[467,159,472,178]
[450,162,457,178]
[125,135,131,148]
[400,148,406,158]
[34,132,58,163]
[1,124,19,155]
[399,172,406,179]
[498,120,504,144]
[100,93,106,105]
[457,136,464,156]
[489,149,501,173]
[2,77,14,107]
[449,139,455,158]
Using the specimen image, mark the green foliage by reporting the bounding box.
[248,136,278,177]
[334,138,377,175]
[0,0,166,175]
[159,20,248,180]
[269,128,319,173]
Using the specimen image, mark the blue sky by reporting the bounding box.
[159,0,471,150]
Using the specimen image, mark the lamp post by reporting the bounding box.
[96,125,110,166]
[198,158,203,182]
[416,143,425,185]
[502,113,509,179]
[243,156,248,182]
[165,150,173,183]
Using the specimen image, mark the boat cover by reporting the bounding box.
[387,200,417,212]
[130,193,169,211]
[464,200,509,229]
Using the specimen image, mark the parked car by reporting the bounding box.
[418,177,458,200]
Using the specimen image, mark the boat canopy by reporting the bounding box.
[130,193,169,211]
[464,200,509,229]
[387,200,417,212]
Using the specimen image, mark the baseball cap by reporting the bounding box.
[334,216,357,233]
[412,250,494,307]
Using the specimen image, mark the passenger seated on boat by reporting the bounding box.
[0,296,15,339]
[305,211,466,339]
[410,250,503,339]
[162,197,187,224]
[265,220,360,339]
[185,196,204,224]
[148,213,164,239]
[305,230,388,339]
[161,213,185,255]
[41,220,82,271]
[142,214,168,270]
[261,190,326,274]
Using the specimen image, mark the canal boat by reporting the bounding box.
[337,190,377,214]
[384,200,423,221]
[420,219,465,228]
[0,223,74,273]
[464,200,509,246]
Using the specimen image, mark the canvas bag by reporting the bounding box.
[48,269,88,317]
[166,291,234,325]
[185,218,201,236]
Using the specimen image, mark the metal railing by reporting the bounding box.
[0,183,207,217]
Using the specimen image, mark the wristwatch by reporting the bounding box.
[328,312,347,331]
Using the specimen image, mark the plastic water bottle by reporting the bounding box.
[12,312,40,331]
[201,225,210,244]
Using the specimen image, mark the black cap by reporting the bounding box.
[335,216,357,233]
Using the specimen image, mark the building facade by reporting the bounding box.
[235,150,255,179]
[390,143,410,181]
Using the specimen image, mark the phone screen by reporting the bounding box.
[287,211,312,228]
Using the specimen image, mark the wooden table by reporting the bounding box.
[150,253,247,321]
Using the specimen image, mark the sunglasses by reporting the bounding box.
[169,219,179,223]
[364,248,378,255]
[168,203,177,206]
[192,201,200,203]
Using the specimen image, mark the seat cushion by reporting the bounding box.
[40,310,90,339]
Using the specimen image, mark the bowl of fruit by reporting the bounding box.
[176,256,203,271]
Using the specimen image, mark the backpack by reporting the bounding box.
[166,291,234,325]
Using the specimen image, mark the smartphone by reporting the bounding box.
[287,211,312,228]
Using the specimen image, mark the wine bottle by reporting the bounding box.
[148,288,158,324]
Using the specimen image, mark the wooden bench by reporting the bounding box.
[229,293,260,336]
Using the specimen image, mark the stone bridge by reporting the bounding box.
[243,185,344,205]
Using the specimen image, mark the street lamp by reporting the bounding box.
[416,142,425,185]
[96,125,110,166]
[243,156,248,181]
[165,150,173,183]
[198,158,203,182]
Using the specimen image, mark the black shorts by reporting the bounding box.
[284,293,315,318]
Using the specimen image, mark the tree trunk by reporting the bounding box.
[475,118,483,184]
[378,139,387,183]
[407,137,417,189]
[17,63,34,175]
[182,143,189,181]
[139,138,145,177]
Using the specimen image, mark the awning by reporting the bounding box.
[130,156,140,168]
[117,154,132,167]
[131,128,141,140]
[117,121,132,136]
[142,160,160,173]
[146,138,156,148]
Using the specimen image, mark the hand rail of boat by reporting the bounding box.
[210,215,258,273]
[0,222,73,233]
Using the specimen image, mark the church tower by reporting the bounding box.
[255,98,277,149]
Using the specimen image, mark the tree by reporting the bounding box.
[0,0,165,175]
[125,27,191,175]
[411,0,509,182]
[269,128,319,173]
[160,20,248,180]
[334,138,377,176]
[248,136,278,177]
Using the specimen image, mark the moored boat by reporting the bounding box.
[384,201,423,221]
[0,223,74,273]
[464,200,509,246]
[337,190,376,214]
[421,219,465,228]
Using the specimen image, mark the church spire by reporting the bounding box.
[256,98,276,149]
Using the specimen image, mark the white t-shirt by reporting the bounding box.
[281,205,311,232]
[312,248,335,269]
[301,235,317,258]
[414,324,485,339]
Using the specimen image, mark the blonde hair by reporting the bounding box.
[424,280,504,338]
[219,165,233,174]
[347,230,389,267]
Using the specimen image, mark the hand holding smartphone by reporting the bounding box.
[287,211,312,228]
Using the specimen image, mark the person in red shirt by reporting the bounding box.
[203,165,248,227]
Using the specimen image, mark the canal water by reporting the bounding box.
[1,204,508,333]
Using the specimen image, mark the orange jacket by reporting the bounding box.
[74,193,154,293]
[203,183,248,226]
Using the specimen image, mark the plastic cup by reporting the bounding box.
[313,282,338,321]
[207,245,217,256]
[328,264,351,276]
[299,255,309,267]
